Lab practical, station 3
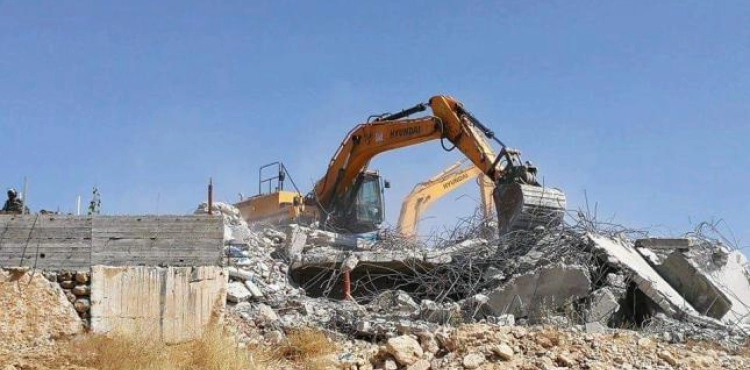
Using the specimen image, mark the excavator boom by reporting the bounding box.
[397,159,495,239]
[238,95,566,235]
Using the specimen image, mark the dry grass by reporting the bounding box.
[57,326,272,370]
[5,325,336,370]
[271,328,335,370]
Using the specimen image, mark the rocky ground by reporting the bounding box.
[2,202,749,369]
[1,321,748,370]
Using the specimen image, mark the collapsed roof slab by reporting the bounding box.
[675,250,750,326]
[654,251,733,320]
[587,233,700,318]
[635,238,693,251]
[289,250,436,299]
[485,264,591,320]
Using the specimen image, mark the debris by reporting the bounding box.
[485,264,591,319]
[244,280,264,298]
[385,335,423,365]
[636,238,693,251]
[370,290,419,313]
[227,282,252,303]
[209,202,749,352]
[407,359,431,370]
[491,343,514,361]
[654,251,732,319]
[0,269,83,348]
[587,233,700,318]
[284,224,309,258]
[585,322,606,334]
[256,303,279,324]
[586,288,621,325]
[658,350,678,366]
[461,352,485,369]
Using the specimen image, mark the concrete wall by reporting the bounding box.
[0,216,91,269]
[0,215,223,268]
[90,266,227,343]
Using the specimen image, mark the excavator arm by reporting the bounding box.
[397,160,490,238]
[310,95,566,234]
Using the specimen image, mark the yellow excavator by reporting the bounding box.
[396,159,494,238]
[397,124,498,238]
[235,95,566,236]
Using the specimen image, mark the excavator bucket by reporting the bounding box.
[494,183,567,234]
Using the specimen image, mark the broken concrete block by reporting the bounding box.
[587,233,699,318]
[487,314,515,326]
[491,343,514,361]
[586,288,621,325]
[658,249,750,324]
[370,290,419,313]
[227,267,255,282]
[462,352,485,369]
[654,251,732,319]
[637,247,663,265]
[256,303,279,324]
[227,282,252,303]
[244,280,264,298]
[283,224,308,257]
[385,335,423,366]
[342,254,359,271]
[264,228,287,242]
[419,300,460,324]
[309,229,337,246]
[636,238,693,251]
[485,264,591,319]
[585,322,606,333]
[483,266,504,282]
[461,294,492,320]
[606,273,627,290]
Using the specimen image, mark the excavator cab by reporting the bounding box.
[353,172,385,227]
[332,171,386,233]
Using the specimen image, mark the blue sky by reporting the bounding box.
[1,2,747,250]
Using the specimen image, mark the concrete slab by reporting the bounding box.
[587,233,699,318]
[586,288,621,325]
[485,264,591,319]
[654,251,732,319]
[90,266,227,343]
[635,238,693,251]
[283,225,308,257]
[681,250,750,325]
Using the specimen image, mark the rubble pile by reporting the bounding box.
[0,268,84,349]
[361,324,749,370]
[206,202,750,359]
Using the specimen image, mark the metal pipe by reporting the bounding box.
[343,267,352,300]
[208,178,213,215]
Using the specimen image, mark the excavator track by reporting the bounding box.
[495,183,567,234]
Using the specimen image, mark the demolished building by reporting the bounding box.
[1,201,748,357]
[208,201,750,349]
